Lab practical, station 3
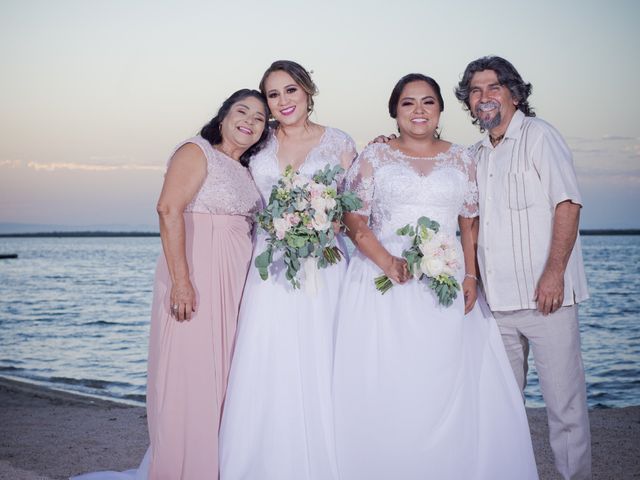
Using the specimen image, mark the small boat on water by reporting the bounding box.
[0,254,18,259]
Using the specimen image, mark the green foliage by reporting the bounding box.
[253,163,363,289]
[430,275,460,307]
[254,247,272,281]
[374,215,460,307]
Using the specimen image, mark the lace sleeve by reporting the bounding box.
[344,147,375,217]
[460,147,479,218]
[336,132,358,193]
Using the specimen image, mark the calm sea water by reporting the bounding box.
[0,236,638,408]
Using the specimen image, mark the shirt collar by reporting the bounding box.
[504,109,525,140]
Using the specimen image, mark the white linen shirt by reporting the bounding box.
[473,110,589,311]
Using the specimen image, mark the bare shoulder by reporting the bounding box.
[169,142,208,170]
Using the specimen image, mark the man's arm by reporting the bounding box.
[534,200,580,315]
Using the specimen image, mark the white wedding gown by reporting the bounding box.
[333,143,538,480]
[219,127,357,480]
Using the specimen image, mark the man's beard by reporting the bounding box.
[475,101,502,130]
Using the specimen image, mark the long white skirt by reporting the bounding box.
[333,249,539,480]
[219,235,346,480]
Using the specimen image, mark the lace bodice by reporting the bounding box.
[249,127,357,202]
[345,143,478,239]
[170,136,261,216]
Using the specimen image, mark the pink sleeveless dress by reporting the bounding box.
[146,136,261,479]
[69,136,260,480]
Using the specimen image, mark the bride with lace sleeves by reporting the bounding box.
[332,74,538,480]
[219,61,356,480]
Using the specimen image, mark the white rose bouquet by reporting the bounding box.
[254,164,362,289]
[374,216,461,306]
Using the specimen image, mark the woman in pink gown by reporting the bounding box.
[146,89,268,479]
[70,89,269,480]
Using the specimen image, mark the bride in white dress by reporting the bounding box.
[333,74,538,479]
[219,61,357,480]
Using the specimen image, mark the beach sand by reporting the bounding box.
[0,377,638,480]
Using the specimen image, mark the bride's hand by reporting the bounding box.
[170,280,197,322]
[462,276,478,314]
[382,255,411,284]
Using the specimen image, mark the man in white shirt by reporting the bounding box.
[455,56,591,479]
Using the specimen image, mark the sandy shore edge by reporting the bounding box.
[1,377,638,479]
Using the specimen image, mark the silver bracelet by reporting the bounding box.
[464,273,478,281]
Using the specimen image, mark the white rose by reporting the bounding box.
[273,217,290,240]
[444,246,458,262]
[442,261,457,277]
[295,197,309,211]
[309,182,325,198]
[311,211,331,232]
[324,196,337,211]
[418,238,439,257]
[420,256,445,278]
[311,196,328,213]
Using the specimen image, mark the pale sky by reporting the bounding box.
[1,0,638,229]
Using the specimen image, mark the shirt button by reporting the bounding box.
[489,173,494,178]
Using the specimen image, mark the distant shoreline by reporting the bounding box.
[1,229,639,238]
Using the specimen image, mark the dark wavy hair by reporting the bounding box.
[388,73,444,137]
[200,89,270,167]
[455,56,535,128]
[259,60,319,116]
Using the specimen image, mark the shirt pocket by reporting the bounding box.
[506,170,539,211]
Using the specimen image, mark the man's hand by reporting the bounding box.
[534,268,564,315]
[368,133,397,145]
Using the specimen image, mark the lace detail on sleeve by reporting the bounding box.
[331,130,358,193]
[460,147,479,218]
[344,146,375,217]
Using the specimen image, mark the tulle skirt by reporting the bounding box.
[219,234,347,480]
[333,247,539,480]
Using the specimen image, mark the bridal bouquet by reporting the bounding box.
[374,216,461,306]
[254,164,362,289]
